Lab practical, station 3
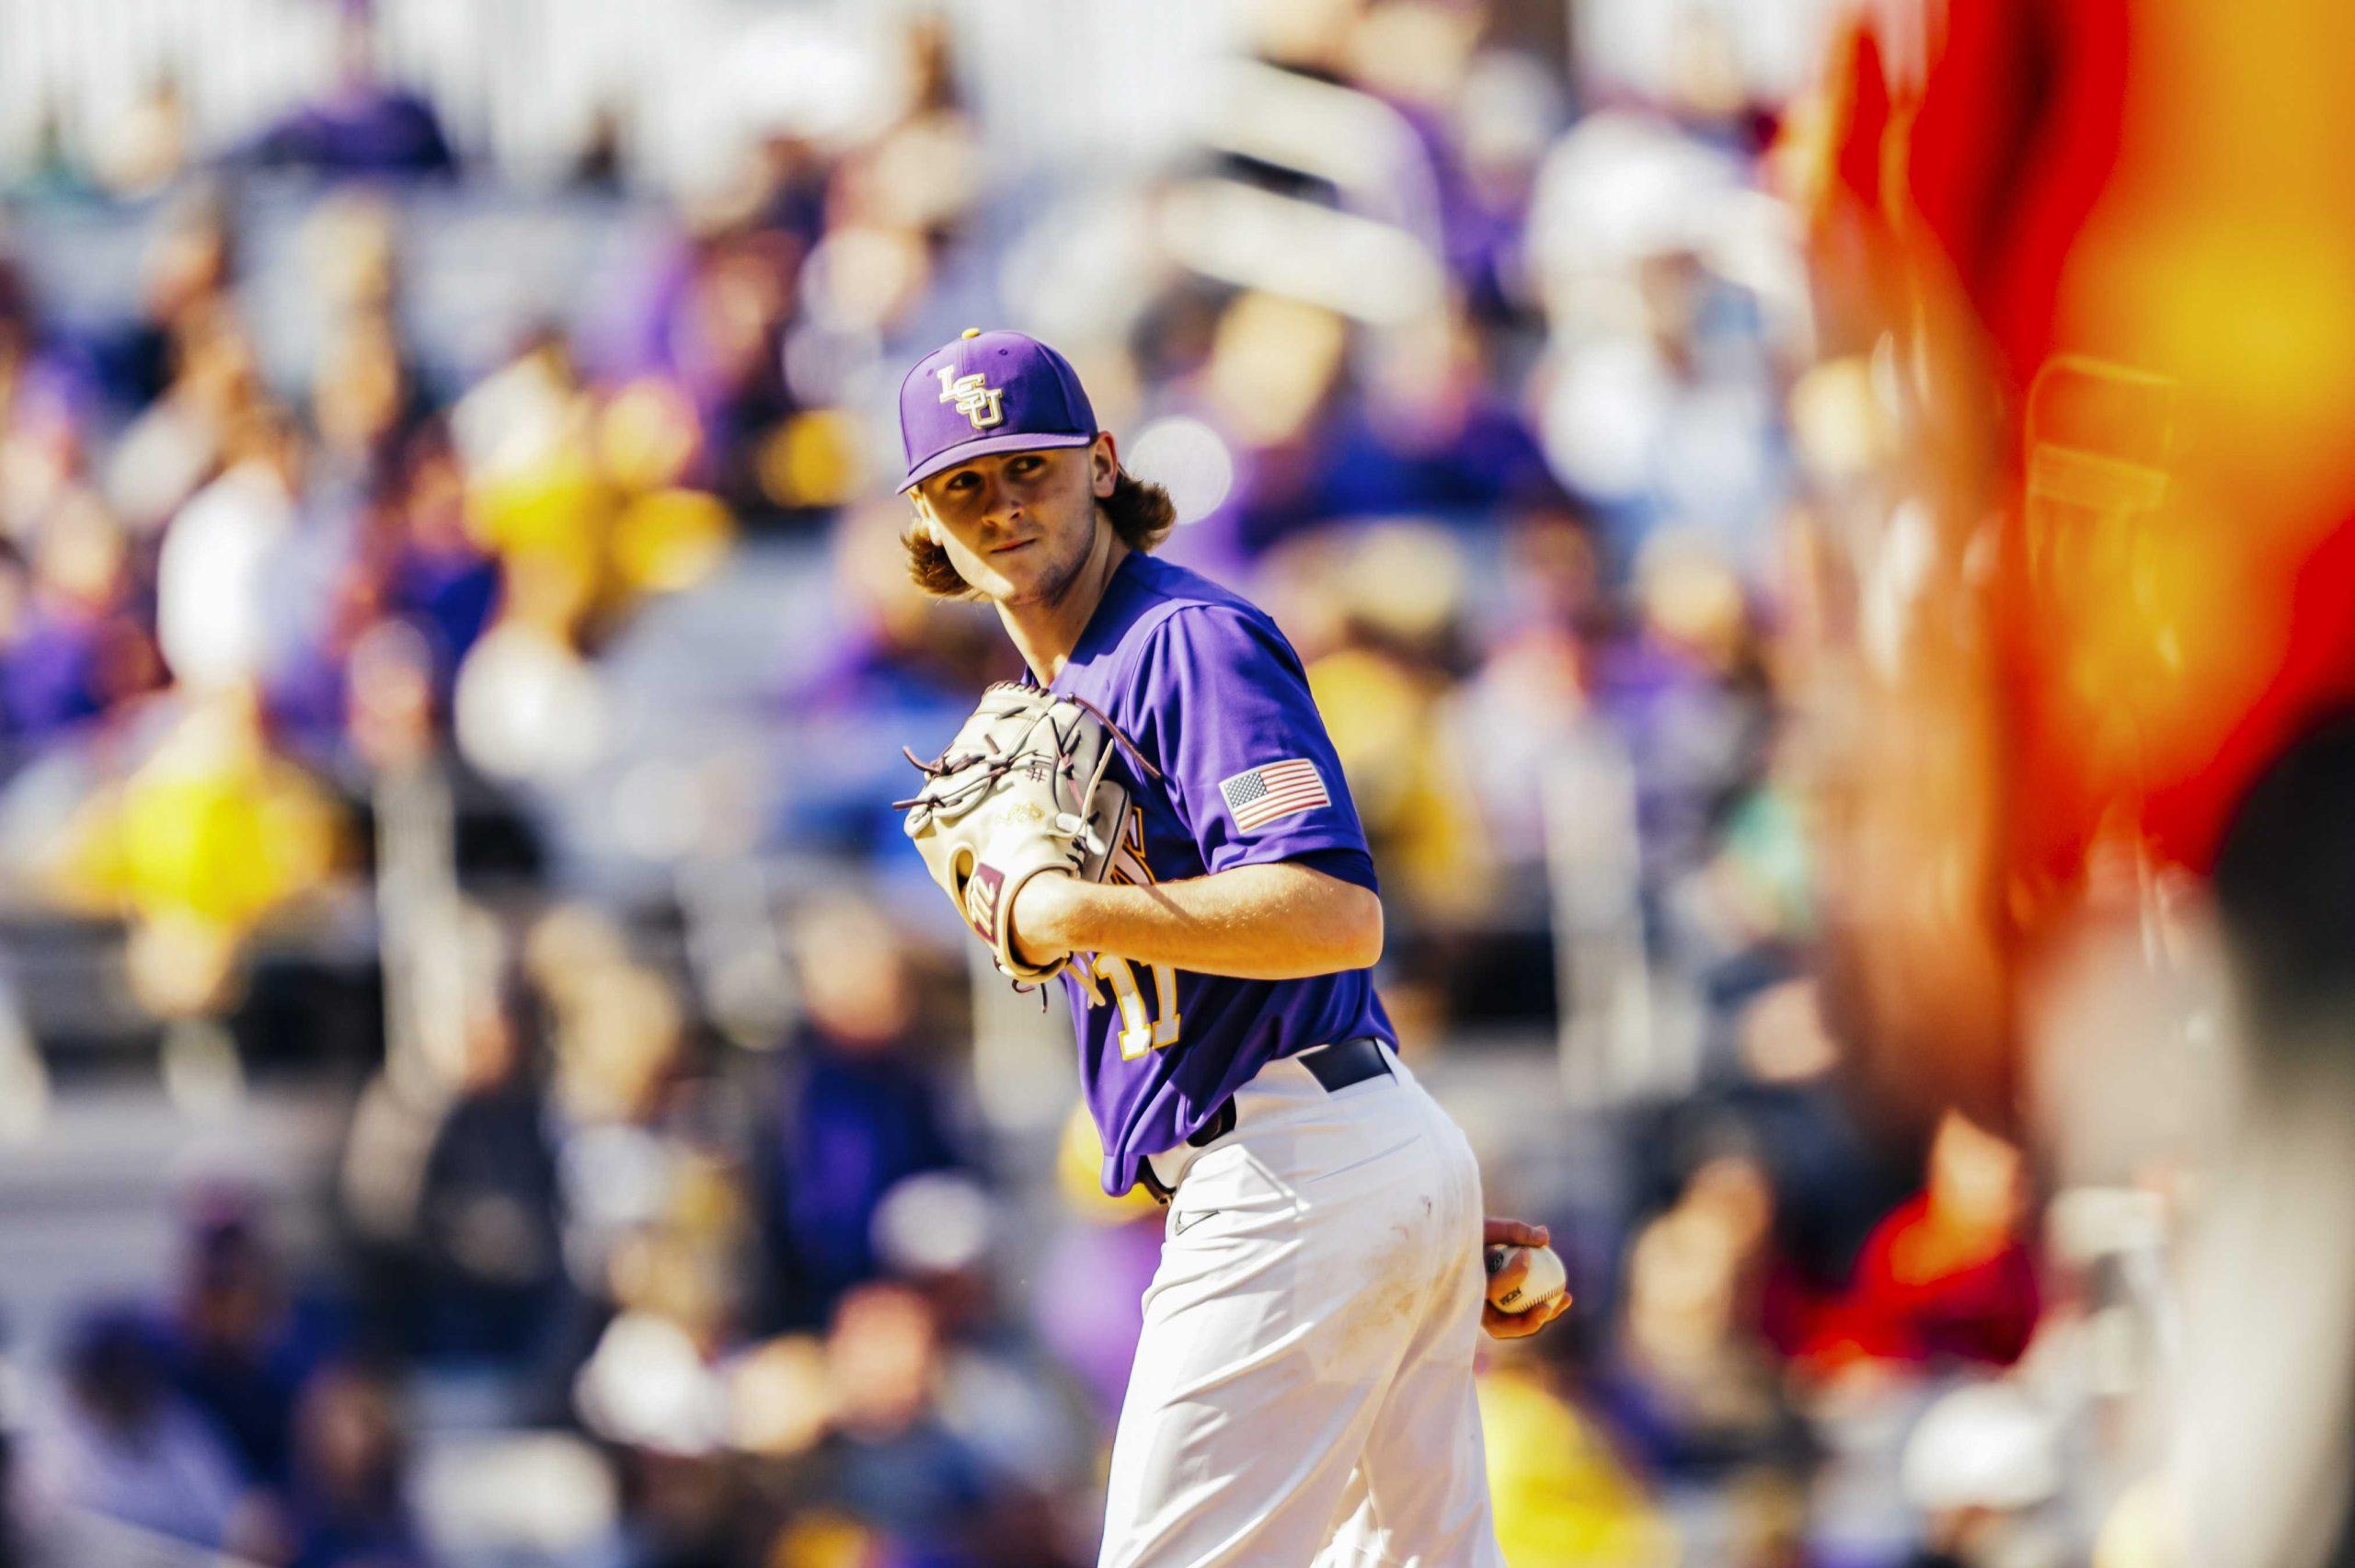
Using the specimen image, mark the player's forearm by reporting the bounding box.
[1013,862,1383,980]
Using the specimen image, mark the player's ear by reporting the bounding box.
[1090,432,1119,499]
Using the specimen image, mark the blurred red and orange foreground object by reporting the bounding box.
[1781,0,2355,1125]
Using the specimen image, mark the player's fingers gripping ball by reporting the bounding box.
[1484,1242,1568,1317]
[896,683,1144,982]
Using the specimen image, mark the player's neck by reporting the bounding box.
[1002,528,1130,684]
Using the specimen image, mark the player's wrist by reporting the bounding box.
[1009,870,1086,966]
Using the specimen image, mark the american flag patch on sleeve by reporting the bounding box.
[1218,759,1331,830]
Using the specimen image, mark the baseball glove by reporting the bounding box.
[894,683,1147,984]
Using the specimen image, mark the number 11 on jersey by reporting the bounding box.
[1090,954,1181,1059]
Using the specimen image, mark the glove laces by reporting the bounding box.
[890,689,1159,817]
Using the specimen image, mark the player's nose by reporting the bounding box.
[976,467,1022,528]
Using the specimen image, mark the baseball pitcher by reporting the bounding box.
[893,330,1568,1567]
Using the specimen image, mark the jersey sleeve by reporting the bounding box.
[1125,604,1379,890]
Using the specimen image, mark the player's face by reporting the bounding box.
[912,436,1119,607]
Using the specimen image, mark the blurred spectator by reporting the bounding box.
[540,944,703,1293]
[1898,1381,2066,1568]
[104,303,262,533]
[763,899,960,1329]
[0,356,86,545]
[163,1201,336,1493]
[1476,1362,1677,1567]
[1607,1151,1807,1473]
[873,1172,1098,1518]
[248,5,455,180]
[1156,291,1350,568]
[571,1151,764,1559]
[1276,520,1500,1030]
[632,226,798,515]
[0,490,160,739]
[1524,98,1793,583]
[369,433,500,686]
[1595,530,1775,921]
[310,313,420,486]
[45,686,345,1019]
[609,1445,743,1568]
[1702,980,1902,1302]
[282,1364,424,1568]
[155,404,307,694]
[1444,498,1603,902]
[442,326,730,782]
[52,682,343,1002]
[413,996,566,1364]
[271,428,499,739]
[18,1307,254,1552]
[96,195,234,414]
[88,77,191,199]
[1797,1111,2042,1373]
[790,16,983,357]
[1319,300,1549,519]
[808,1281,1006,1562]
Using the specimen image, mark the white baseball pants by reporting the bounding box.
[1098,1044,1507,1568]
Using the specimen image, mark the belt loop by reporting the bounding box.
[1136,1157,1172,1206]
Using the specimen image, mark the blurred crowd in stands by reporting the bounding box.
[0,2,2116,1565]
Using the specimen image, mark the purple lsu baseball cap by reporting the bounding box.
[897,328,1098,491]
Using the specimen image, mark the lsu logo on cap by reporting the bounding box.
[936,366,1005,431]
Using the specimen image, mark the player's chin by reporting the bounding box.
[986,557,1066,606]
[962,561,1027,602]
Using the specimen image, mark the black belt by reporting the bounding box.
[1136,1037,1393,1204]
[1294,1035,1392,1093]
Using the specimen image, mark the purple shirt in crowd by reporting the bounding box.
[1042,553,1394,1195]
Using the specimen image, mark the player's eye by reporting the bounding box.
[1009,456,1045,479]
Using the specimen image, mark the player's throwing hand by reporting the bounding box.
[1482,1217,1572,1339]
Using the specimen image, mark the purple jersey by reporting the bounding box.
[1044,553,1394,1195]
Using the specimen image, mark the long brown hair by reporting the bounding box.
[902,468,1177,599]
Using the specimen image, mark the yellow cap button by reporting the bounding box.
[961,327,982,338]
